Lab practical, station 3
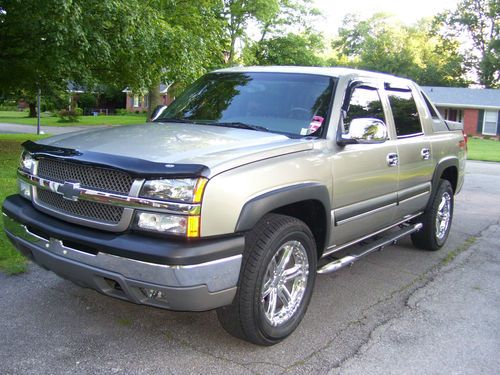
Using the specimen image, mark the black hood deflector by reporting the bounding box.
[23,141,210,178]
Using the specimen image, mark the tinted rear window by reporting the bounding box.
[387,89,423,137]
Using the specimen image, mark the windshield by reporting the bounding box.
[156,72,336,137]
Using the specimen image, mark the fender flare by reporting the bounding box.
[235,183,331,239]
[428,156,459,208]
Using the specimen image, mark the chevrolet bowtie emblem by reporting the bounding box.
[58,181,81,201]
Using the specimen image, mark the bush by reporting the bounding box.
[115,108,128,115]
[0,103,19,111]
[58,108,81,122]
[78,93,97,110]
[41,95,68,112]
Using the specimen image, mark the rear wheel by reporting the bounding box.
[217,214,317,346]
[411,179,454,251]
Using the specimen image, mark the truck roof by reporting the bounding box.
[213,65,409,83]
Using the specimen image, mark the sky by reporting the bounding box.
[314,0,461,36]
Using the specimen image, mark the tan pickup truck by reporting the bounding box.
[3,66,466,345]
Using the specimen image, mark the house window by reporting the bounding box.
[443,108,463,123]
[483,110,498,135]
[133,95,140,107]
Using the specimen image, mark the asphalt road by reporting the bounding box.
[0,161,499,375]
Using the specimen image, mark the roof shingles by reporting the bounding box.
[421,86,500,109]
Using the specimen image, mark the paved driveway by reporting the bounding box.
[0,161,499,374]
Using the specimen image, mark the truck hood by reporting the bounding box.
[37,122,314,176]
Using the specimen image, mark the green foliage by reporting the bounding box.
[330,14,468,86]
[156,0,226,86]
[244,32,326,66]
[240,0,325,66]
[115,108,129,115]
[0,0,164,107]
[435,0,499,88]
[78,93,98,110]
[58,108,81,122]
[223,0,280,63]
[0,100,19,111]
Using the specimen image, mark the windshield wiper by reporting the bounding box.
[208,122,270,132]
[153,117,197,124]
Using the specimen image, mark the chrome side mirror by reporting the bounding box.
[338,118,388,145]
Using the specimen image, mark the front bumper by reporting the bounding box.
[2,195,243,311]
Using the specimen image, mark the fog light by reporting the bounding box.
[135,211,187,234]
[18,180,31,199]
[140,288,168,302]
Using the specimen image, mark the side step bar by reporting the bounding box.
[317,223,423,275]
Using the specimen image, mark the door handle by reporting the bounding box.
[421,148,431,160]
[387,153,399,167]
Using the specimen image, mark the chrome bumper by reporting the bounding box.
[3,212,241,311]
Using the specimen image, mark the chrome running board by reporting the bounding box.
[317,223,423,275]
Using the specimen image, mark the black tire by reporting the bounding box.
[411,179,454,251]
[217,214,317,346]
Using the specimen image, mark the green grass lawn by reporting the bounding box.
[0,134,49,274]
[467,138,500,162]
[0,110,147,127]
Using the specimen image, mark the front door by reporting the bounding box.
[330,83,399,246]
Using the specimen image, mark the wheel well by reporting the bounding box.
[441,166,458,192]
[272,200,327,258]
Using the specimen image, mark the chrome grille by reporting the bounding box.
[37,158,133,194]
[37,189,124,224]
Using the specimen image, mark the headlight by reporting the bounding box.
[20,151,35,172]
[140,178,207,203]
[18,180,32,199]
[136,178,207,237]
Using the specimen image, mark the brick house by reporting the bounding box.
[422,86,500,138]
[122,83,174,112]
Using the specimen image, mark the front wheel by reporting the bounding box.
[217,214,317,346]
[411,179,454,251]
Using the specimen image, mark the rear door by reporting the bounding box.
[384,83,433,219]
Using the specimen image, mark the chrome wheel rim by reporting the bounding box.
[260,240,309,327]
[436,192,452,241]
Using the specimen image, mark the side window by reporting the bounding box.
[387,89,423,137]
[421,91,439,119]
[344,86,385,132]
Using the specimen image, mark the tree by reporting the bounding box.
[330,14,468,86]
[435,0,499,87]
[241,0,325,66]
[145,0,227,118]
[0,0,163,116]
[223,0,280,64]
[243,32,326,66]
[255,0,321,42]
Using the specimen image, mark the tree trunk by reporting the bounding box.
[147,83,162,122]
[28,102,37,118]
